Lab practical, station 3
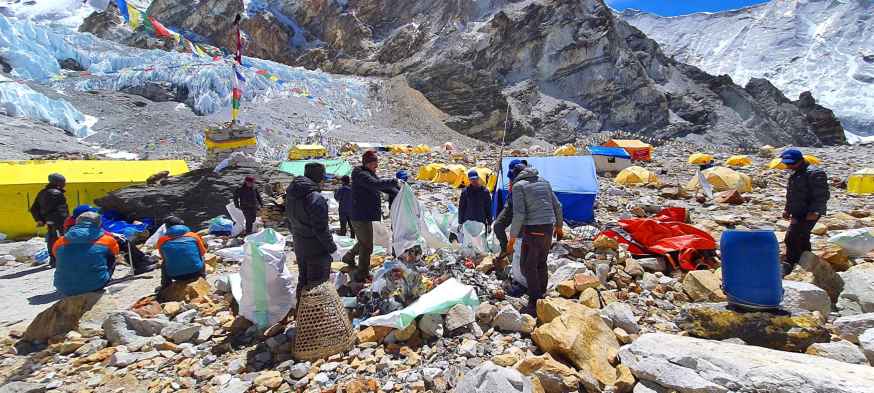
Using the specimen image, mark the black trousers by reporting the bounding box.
[520,224,553,311]
[339,213,355,238]
[242,207,258,234]
[295,252,331,300]
[785,218,818,267]
[493,207,512,252]
[46,224,60,268]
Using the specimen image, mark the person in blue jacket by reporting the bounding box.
[333,175,355,238]
[52,212,119,297]
[156,216,207,289]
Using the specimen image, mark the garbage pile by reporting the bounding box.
[1,142,873,393]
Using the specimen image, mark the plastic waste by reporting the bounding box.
[215,246,245,262]
[390,182,427,255]
[208,216,235,235]
[145,224,167,248]
[240,229,297,329]
[511,240,526,287]
[460,221,499,256]
[361,278,479,329]
[546,262,589,291]
[33,249,50,265]
[829,228,874,257]
[226,202,246,237]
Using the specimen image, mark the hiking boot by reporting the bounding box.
[134,264,157,275]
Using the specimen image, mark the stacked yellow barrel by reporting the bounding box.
[204,123,257,165]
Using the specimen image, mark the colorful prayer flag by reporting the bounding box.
[148,16,180,41]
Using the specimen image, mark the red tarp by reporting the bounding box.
[600,208,717,271]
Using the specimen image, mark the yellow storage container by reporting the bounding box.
[288,144,328,160]
[848,168,874,195]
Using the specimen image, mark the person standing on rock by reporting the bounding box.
[781,148,830,276]
[30,173,69,268]
[509,164,563,315]
[343,150,399,283]
[494,160,527,260]
[333,175,355,238]
[156,216,207,289]
[234,176,263,235]
[287,163,338,296]
[52,212,119,296]
[458,169,493,234]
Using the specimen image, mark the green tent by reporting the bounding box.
[278,159,353,178]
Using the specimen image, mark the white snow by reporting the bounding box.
[0,0,101,29]
[845,130,874,145]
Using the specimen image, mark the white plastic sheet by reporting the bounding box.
[373,221,392,254]
[145,224,167,248]
[240,229,297,329]
[226,201,246,237]
[546,262,589,291]
[511,240,526,287]
[361,278,480,329]
[215,246,245,262]
[829,228,874,257]
[461,221,500,256]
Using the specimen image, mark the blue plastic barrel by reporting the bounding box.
[720,230,783,309]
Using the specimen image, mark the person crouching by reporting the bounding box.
[156,216,207,289]
[53,212,119,297]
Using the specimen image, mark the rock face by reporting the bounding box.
[805,341,870,365]
[95,166,271,228]
[833,313,874,344]
[455,362,533,393]
[621,0,873,138]
[836,263,874,315]
[676,302,829,352]
[532,299,620,385]
[121,0,841,147]
[620,333,874,393]
[781,280,831,316]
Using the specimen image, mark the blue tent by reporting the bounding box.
[491,156,599,224]
[587,146,631,159]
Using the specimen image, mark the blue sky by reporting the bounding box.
[606,0,768,16]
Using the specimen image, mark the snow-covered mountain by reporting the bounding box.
[621,0,874,136]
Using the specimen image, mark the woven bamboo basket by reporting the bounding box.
[292,281,355,361]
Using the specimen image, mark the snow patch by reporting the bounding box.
[0,78,92,137]
[845,130,874,145]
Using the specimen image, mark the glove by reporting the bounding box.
[554,227,564,240]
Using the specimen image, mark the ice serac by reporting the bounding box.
[0,75,92,137]
[621,0,874,138]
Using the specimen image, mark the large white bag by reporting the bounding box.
[511,240,526,287]
[240,229,297,329]
[226,201,247,237]
[390,182,426,255]
[829,228,874,257]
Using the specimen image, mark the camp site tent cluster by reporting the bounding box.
[492,156,599,223]
[0,160,190,239]
[416,164,497,190]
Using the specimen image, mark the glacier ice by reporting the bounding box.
[0,76,92,137]
[0,13,371,122]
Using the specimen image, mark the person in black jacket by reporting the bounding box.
[780,149,830,276]
[333,175,355,238]
[286,163,337,295]
[343,150,399,283]
[234,176,263,235]
[30,173,69,268]
[458,170,492,231]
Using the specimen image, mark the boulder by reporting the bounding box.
[21,292,107,343]
[579,288,601,309]
[394,321,417,342]
[532,300,619,385]
[636,258,666,273]
[357,326,392,344]
[455,362,533,393]
[833,313,874,343]
[800,251,844,303]
[681,270,726,302]
[0,382,46,393]
[536,298,585,324]
[493,306,536,334]
[836,263,874,315]
[859,329,874,364]
[157,278,212,303]
[573,274,601,292]
[600,302,640,334]
[781,280,831,316]
[445,304,476,332]
[676,303,829,352]
[476,303,498,325]
[614,364,636,393]
[805,341,870,365]
[515,354,588,393]
[818,245,851,272]
[620,333,874,393]
[419,314,444,338]
[556,280,578,298]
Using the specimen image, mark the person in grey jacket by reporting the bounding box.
[509,166,563,315]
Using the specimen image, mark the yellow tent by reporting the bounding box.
[767,155,822,170]
[848,168,874,195]
[412,145,432,154]
[615,166,660,186]
[0,160,190,239]
[469,167,497,191]
[388,144,413,154]
[688,153,714,165]
[603,139,653,161]
[432,164,469,188]
[288,144,327,160]
[416,163,445,181]
[725,155,752,167]
[554,144,577,156]
[688,166,752,193]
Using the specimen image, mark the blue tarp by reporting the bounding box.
[587,146,631,159]
[491,156,599,224]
